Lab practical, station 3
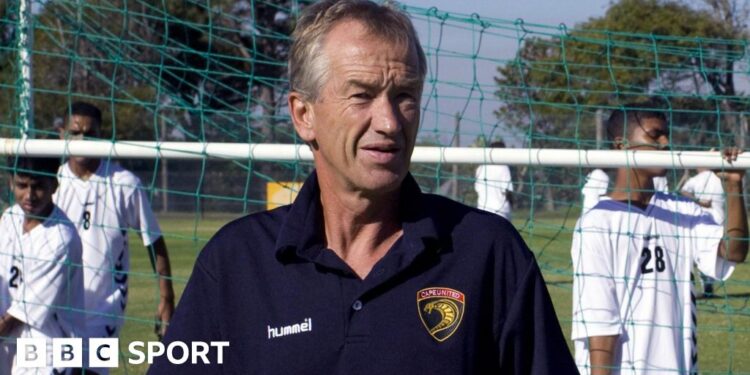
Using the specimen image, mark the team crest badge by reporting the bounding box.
[417,287,465,342]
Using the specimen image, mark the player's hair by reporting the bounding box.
[8,156,60,180]
[66,101,102,128]
[489,140,506,148]
[289,0,427,101]
[606,101,667,147]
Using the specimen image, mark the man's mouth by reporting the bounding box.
[360,143,401,163]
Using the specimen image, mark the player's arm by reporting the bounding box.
[147,236,175,338]
[588,335,619,375]
[0,313,22,336]
[716,147,748,263]
[680,191,712,208]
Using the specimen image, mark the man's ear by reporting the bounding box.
[288,92,315,143]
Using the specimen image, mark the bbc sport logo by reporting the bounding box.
[17,338,229,368]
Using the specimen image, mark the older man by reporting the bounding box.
[150,1,576,373]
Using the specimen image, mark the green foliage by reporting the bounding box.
[496,0,746,132]
[494,0,749,210]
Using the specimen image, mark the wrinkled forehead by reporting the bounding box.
[322,20,423,81]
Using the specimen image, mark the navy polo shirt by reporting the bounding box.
[149,172,576,374]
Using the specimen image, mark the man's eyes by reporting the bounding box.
[350,92,372,100]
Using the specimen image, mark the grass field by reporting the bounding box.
[114,210,750,374]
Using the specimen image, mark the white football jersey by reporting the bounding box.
[475,164,514,220]
[652,176,669,193]
[571,193,735,375]
[0,204,86,373]
[0,237,9,375]
[581,169,610,213]
[681,170,725,225]
[55,160,162,338]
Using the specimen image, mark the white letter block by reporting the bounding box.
[90,338,119,368]
[53,338,82,368]
[17,338,46,368]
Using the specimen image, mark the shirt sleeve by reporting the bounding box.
[125,180,162,246]
[582,170,609,197]
[0,215,11,315]
[681,177,695,194]
[495,226,578,374]
[690,207,735,281]
[707,175,726,224]
[570,218,623,341]
[500,166,513,192]
[7,234,73,330]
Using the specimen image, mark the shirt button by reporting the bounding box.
[352,300,363,311]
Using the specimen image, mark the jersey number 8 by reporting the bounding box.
[82,210,91,230]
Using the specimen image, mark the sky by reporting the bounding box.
[399,0,613,146]
[399,0,749,147]
[402,0,612,27]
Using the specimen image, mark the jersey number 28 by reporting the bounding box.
[641,246,666,274]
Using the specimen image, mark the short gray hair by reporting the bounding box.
[289,0,427,101]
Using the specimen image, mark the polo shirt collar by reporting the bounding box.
[274,170,440,263]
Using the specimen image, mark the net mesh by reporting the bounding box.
[0,0,748,373]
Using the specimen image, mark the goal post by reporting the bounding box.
[3,138,750,168]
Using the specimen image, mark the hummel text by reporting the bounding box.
[267,318,312,339]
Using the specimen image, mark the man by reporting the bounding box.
[54,102,174,349]
[571,103,747,374]
[475,141,514,220]
[151,1,576,373]
[581,168,609,213]
[0,157,85,374]
[681,166,726,296]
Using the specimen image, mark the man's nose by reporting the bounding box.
[371,97,402,136]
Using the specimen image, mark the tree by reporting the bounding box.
[495,0,747,210]
[0,0,311,214]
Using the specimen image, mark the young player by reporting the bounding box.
[0,157,86,373]
[54,102,174,350]
[571,103,748,374]
[475,141,514,220]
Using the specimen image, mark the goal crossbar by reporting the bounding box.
[1,138,748,169]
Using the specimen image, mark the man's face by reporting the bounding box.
[291,20,423,195]
[625,116,670,177]
[59,114,100,164]
[11,174,56,218]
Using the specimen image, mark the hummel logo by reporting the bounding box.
[267,318,312,339]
